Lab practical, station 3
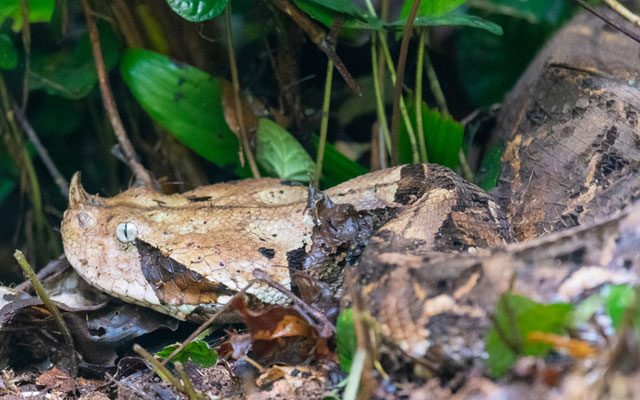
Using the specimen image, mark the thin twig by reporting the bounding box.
[390,0,422,165]
[252,269,336,336]
[14,250,78,376]
[270,0,361,96]
[314,59,333,187]
[12,105,69,196]
[364,0,418,164]
[174,362,203,400]
[81,0,154,188]
[133,344,198,399]
[604,0,640,26]
[20,0,30,111]
[574,0,640,44]
[415,30,427,163]
[225,4,260,178]
[0,73,47,254]
[157,280,258,369]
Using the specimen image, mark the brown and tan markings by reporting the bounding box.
[60,11,640,370]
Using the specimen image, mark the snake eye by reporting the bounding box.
[115,221,138,244]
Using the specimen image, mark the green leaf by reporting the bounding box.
[457,14,550,106]
[399,103,464,170]
[400,0,467,18]
[0,0,55,32]
[336,308,357,372]
[293,0,378,29]
[165,0,228,22]
[312,135,368,188]
[572,292,605,327]
[300,0,367,17]
[156,340,218,367]
[602,285,637,331]
[486,293,573,377]
[29,24,120,99]
[0,34,18,70]
[256,119,315,182]
[469,0,573,25]
[475,142,503,191]
[409,14,502,35]
[120,48,239,166]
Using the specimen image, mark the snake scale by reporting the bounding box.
[61,11,640,370]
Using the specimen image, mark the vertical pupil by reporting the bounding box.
[124,223,128,239]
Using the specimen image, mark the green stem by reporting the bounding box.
[314,59,334,187]
[423,48,448,115]
[389,0,422,165]
[423,47,473,181]
[364,0,419,164]
[370,35,391,155]
[225,4,261,178]
[14,250,78,376]
[378,32,418,163]
[0,73,46,250]
[415,30,427,163]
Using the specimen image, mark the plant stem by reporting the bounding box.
[604,0,640,26]
[423,48,448,116]
[422,46,474,180]
[133,344,193,398]
[81,0,154,188]
[12,105,69,197]
[390,0,422,165]
[225,4,261,178]
[370,36,391,155]
[270,0,361,96]
[314,60,333,187]
[415,30,427,163]
[14,250,78,376]
[574,0,640,44]
[0,73,46,254]
[364,0,419,164]
[20,0,30,111]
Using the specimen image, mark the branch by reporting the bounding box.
[270,0,362,96]
[12,105,69,197]
[81,0,154,188]
[389,0,422,165]
[574,0,640,45]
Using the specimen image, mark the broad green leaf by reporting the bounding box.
[399,103,464,170]
[0,34,18,70]
[602,285,637,331]
[336,308,357,372]
[156,340,218,367]
[293,0,378,29]
[400,0,467,18]
[312,135,368,188]
[468,0,573,25]
[29,25,120,99]
[256,119,314,182]
[457,14,550,106]
[409,14,502,35]
[165,0,228,22]
[300,0,368,18]
[486,293,573,377]
[572,292,605,327]
[120,48,239,166]
[475,142,503,191]
[0,0,55,32]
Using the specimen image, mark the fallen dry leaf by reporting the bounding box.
[525,332,596,358]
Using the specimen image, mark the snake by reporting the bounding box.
[60,10,640,370]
